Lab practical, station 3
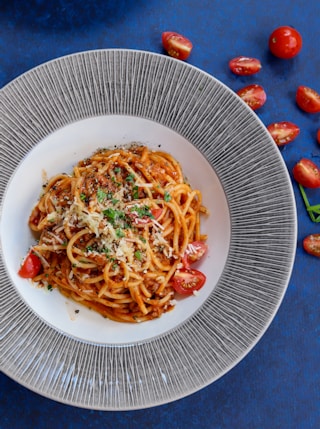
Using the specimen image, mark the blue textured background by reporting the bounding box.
[0,1,319,428]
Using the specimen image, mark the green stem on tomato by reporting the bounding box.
[298,184,320,222]
[307,204,320,214]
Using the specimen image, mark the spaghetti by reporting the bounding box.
[25,144,208,323]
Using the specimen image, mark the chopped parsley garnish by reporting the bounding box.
[97,188,108,203]
[134,250,142,261]
[132,185,139,200]
[114,167,121,174]
[130,205,153,218]
[112,262,119,270]
[80,193,87,201]
[103,208,126,223]
[164,191,171,202]
[125,173,135,182]
[116,228,125,238]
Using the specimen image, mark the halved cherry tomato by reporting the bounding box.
[150,208,163,220]
[267,121,300,146]
[229,56,262,75]
[317,129,320,144]
[303,234,320,257]
[269,26,302,59]
[236,84,266,110]
[293,158,320,188]
[162,31,193,60]
[172,268,206,295]
[18,251,42,278]
[296,86,320,113]
[182,240,208,269]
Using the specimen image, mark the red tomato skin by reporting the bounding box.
[229,56,262,75]
[18,252,42,278]
[317,129,320,144]
[172,268,206,295]
[292,158,320,188]
[303,234,320,257]
[296,86,320,113]
[182,241,208,269]
[236,84,267,110]
[267,121,300,146]
[162,32,193,60]
[269,26,302,59]
[151,208,163,219]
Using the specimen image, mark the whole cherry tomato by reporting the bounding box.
[18,251,42,278]
[293,158,320,188]
[296,86,320,113]
[267,121,300,146]
[269,26,302,59]
[303,234,320,257]
[162,32,193,60]
[229,56,262,75]
[236,84,267,110]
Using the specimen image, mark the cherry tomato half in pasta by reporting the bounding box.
[303,234,320,257]
[267,121,300,146]
[268,26,302,59]
[162,31,193,60]
[292,158,320,188]
[296,86,320,113]
[229,56,262,75]
[182,241,208,269]
[172,268,206,295]
[236,84,266,110]
[18,251,42,278]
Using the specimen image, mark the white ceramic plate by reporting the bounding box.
[0,49,297,410]
[2,115,230,344]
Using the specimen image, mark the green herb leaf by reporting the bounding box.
[112,263,119,271]
[164,191,171,202]
[97,188,108,203]
[116,228,125,238]
[125,173,135,182]
[132,185,139,200]
[80,193,87,201]
[130,205,153,218]
[103,208,125,222]
[134,250,142,261]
